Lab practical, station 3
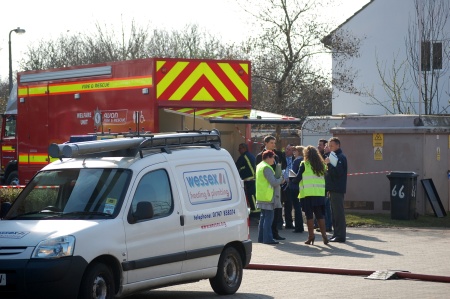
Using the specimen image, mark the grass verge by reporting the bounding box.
[346,212,450,228]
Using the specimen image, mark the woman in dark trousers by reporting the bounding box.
[296,146,329,245]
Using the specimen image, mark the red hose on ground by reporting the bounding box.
[246,264,450,283]
[395,272,450,283]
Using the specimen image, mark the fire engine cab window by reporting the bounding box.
[4,115,16,137]
[131,169,173,221]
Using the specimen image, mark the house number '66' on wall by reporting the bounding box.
[391,185,405,198]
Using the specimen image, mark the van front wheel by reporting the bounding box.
[78,262,115,299]
[209,246,243,295]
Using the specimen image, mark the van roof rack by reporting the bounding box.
[48,130,221,159]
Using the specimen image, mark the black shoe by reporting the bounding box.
[266,241,279,245]
[329,237,345,243]
[274,236,286,240]
[285,224,294,229]
[326,228,333,232]
[293,229,303,233]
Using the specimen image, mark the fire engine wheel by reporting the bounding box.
[5,171,19,185]
[209,246,243,295]
[78,262,115,299]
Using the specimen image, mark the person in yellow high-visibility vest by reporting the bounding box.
[256,150,285,245]
[297,146,329,245]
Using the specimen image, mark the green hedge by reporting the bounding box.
[0,188,23,204]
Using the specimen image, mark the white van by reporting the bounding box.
[0,130,252,299]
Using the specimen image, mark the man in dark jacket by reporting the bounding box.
[325,137,348,243]
[236,143,257,212]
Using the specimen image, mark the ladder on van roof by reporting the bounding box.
[48,130,222,159]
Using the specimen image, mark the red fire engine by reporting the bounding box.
[1,58,253,185]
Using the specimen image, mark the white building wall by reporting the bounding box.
[332,0,450,115]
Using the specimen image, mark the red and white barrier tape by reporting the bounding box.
[0,185,25,188]
[348,171,391,176]
[0,185,59,189]
[0,171,392,190]
[235,126,252,143]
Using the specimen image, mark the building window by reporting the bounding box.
[421,41,443,71]
[432,42,442,69]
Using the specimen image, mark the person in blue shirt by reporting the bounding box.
[289,145,305,233]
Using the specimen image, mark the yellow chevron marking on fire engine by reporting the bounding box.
[18,77,152,96]
[240,63,249,74]
[156,60,166,72]
[218,63,248,100]
[156,61,189,98]
[2,146,15,151]
[199,108,250,118]
[192,87,215,101]
[171,63,235,101]
[210,108,248,117]
[167,108,251,118]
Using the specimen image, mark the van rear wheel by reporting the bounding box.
[78,262,115,299]
[209,246,243,295]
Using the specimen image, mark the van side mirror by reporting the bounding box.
[129,201,154,223]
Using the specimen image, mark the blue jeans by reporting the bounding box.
[258,209,275,243]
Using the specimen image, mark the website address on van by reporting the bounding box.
[200,222,227,229]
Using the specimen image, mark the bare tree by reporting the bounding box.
[324,28,365,95]
[364,51,415,114]
[146,24,245,60]
[0,79,8,112]
[19,22,246,72]
[20,19,151,70]
[406,0,450,114]
[241,0,356,146]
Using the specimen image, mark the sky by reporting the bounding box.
[0,0,370,81]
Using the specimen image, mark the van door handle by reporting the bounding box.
[180,215,185,226]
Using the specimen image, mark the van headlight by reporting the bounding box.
[32,236,75,258]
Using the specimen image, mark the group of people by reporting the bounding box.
[235,135,348,245]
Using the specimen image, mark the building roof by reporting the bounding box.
[322,0,374,48]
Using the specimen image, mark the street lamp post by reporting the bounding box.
[8,27,26,94]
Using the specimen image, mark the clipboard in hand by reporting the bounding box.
[289,169,297,178]
[329,151,338,167]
